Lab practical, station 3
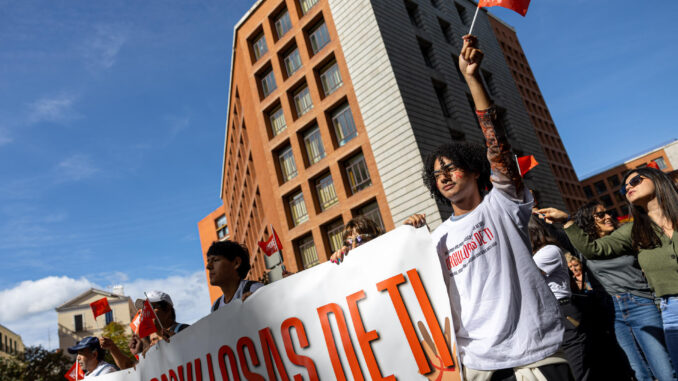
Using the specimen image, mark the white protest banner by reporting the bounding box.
[97,226,460,380]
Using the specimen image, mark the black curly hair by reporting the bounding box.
[422,142,491,205]
[574,201,618,241]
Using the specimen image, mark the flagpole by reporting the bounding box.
[75,361,79,381]
[468,3,481,35]
[143,292,166,333]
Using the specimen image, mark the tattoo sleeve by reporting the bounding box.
[475,106,524,199]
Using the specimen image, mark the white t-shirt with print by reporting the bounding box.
[430,187,563,370]
[532,245,571,300]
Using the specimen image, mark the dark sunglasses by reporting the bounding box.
[593,211,609,219]
[619,175,644,196]
[344,234,372,247]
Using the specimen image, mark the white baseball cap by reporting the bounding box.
[146,290,173,306]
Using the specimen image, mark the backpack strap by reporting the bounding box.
[211,297,221,312]
[243,280,255,294]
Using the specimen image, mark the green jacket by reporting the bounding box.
[564,222,678,297]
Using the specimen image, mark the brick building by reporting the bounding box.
[580,139,678,218]
[0,323,24,359]
[198,0,580,297]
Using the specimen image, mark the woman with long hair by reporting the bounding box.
[539,167,678,378]
[329,216,382,264]
[528,215,590,380]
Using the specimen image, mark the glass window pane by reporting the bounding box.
[316,174,338,211]
[261,70,277,98]
[252,34,268,61]
[275,10,292,38]
[300,0,319,15]
[303,126,325,165]
[289,192,309,226]
[327,220,344,252]
[215,215,227,228]
[332,105,357,146]
[359,201,385,232]
[309,22,330,54]
[278,146,298,182]
[654,157,667,169]
[345,154,372,194]
[294,87,313,117]
[269,107,287,136]
[320,62,343,96]
[298,236,319,268]
[284,48,302,77]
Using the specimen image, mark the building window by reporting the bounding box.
[614,191,624,203]
[278,146,298,182]
[252,33,268,61]
[594,180,607,195]
[331,104,357,146]
[283,48,302,77]
[298,235,319,268]
[430,0,441,8]
[439,18,454,45]
[8,339,12,354]
[274,10,292,39]
[289,191,309,226]
[294,86,314,117]
[405,0,421,28]
[0,333,3,351]
[607,174,621,188]
[105,310,113,325]
[418,39,434,68]
[326,220,344,253]
[74,314,83,332]
[316,174,339,211]
[345,153,372,194]
[358,201,385,232]
[260,69,277,98]
[455,2,468,25]
[216,215,228,240]
[433,81,450,117]
[583,185,594,199]
[309,21,330,55]
[320,62,343,96]
[303,126,326,165]
[300,0,319,15]
[601,194,614,208]
[654,157,668,170]
[269,106,287,136]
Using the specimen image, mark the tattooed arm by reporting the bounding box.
[460,35,524,200]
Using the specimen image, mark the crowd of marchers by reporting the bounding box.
[68,35,678,381]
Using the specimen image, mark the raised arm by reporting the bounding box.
[460,35,523,199]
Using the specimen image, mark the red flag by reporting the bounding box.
[647,161,660,169]
[129,310,141,333]
[257,228,283,257]
[64,361,84,381]
[478,0,531,16]
[517,155,539,176]
[137,300,158,338]
[89,297,111,319]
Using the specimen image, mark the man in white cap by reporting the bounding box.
[145,290,189,336]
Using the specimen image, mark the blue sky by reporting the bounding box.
[1,0,676,348]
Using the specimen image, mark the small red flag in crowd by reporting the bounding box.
[647,161,660,169]
[64,361,84,381]
[129,310,141,333]
[89,297,111,319]
[517,155,539,177]
[258,228,283,257]
[137,300,158,338]
[478,0,531,16]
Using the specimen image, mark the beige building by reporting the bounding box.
[55,288,135,355]
[0,323,24,359]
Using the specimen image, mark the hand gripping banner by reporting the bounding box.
[95,226,461,380]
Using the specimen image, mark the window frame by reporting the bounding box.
[289,191,309,226]
[319,61,343,96]
[331,104,357,146]
[269,106,287,136]
[303,125,326,165]
[309,21,330,55]
[316,173,338,211]
[252,33,268,61]
[278,145,298,182]
[298,235,319,268]
[260,69,277,98]
[283,47,303,77]
[293,86,314,117]
[274,10,292,39]
[345,153,372,194]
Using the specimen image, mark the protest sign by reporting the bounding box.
[96,226,460,380]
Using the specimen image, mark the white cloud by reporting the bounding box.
[56,154,99,181]
[0,271,210,349]
[27,93,80,125]
[84,25,127,70]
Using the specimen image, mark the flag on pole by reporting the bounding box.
[137,300,158,338]
[478,0,531,16]
[517,155,539,176]
[89,297,111,319]
[64,361,84,381]
[129,310,141,333]
[258,228,283,257]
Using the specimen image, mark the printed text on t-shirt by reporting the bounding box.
[444,226,495,272]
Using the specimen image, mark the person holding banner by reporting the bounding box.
[405,35,570,380]
[67,336,117,378]
[330,216,383,264]
[206,240,264,312]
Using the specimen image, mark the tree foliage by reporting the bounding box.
[102,321,132,365]
[0,346,72,381]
